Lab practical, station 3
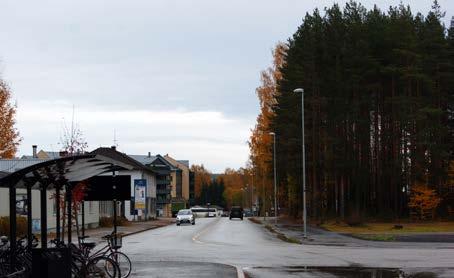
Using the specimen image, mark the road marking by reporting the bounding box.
[192,217,221,244]
[236,266,245,278]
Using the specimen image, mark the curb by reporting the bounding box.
[122,221,174,238]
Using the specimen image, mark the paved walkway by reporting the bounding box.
[71,218,174,244]
[258,217,454,249]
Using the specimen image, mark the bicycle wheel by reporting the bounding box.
[86,256,119,278]
[107,251,131,278]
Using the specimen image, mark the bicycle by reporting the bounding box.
[50,238,120,278]
[0,235,36,278]
[79,233,131,278]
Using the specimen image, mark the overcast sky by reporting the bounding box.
[0,1,452,172]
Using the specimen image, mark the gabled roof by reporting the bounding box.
[42,151,62,159]
[129,154,177,170]
[21,150,61,160]
[128,154,157,165]
[90,147,155,175]
[0,159,50,173]
[177,160,190,167]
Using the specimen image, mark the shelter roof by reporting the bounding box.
[90,147,155,175]
[0,153,134,189]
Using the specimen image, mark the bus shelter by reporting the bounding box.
[0,153,133,278]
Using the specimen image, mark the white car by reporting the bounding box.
[176,209,195,226]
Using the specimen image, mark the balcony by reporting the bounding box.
[156,197,171,204]
[157,179,170,185]
[156,188,171,195]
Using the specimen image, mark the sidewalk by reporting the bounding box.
[71,217,174,243]
[256,217,454,249]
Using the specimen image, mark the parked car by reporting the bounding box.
[229,206,243,220]
[176,209,195,226]
[221,210,229,217]
[243,208,253,217]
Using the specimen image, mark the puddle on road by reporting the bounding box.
[285,266,403,277]
[246,266,440,278]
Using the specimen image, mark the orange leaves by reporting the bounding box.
[409,182,441,220]
[72,181,88,204]
[218,167,251,207]
[249,42,287,202]
[0,80,21,158]
[190,164,211,198]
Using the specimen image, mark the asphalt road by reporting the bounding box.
[121,217,454,277]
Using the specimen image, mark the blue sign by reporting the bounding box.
[32,219,40,233]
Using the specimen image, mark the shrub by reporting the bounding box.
[99,216,130,228]
[409,184,441,220]
[0,216,28,237]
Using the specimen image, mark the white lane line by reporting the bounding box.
[236,266,245,278]
[192,217,221,244]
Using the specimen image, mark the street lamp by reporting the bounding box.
[269,132,277,225]
[293,88,307,239]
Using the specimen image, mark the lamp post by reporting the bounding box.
[269,132,277,225]
[293,88,307,239]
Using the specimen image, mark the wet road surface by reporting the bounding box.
[121,217,454,277]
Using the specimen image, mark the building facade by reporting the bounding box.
[129,154,173,217]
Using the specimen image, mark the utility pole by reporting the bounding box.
[294,88,307,239]
[269,132,277,225]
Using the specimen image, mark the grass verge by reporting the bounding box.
[320,221,454,235]
[352,234,396,241]
[264,224,302,244]
[249,218,301,244]
[248,218,262,225]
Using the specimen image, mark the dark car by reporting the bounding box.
[229,206,243,220]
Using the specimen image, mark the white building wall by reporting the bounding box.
[0,187,99,232]
[99,170,156,221]
[0,188,8,217]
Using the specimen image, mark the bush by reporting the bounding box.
[0,216,28,237]
[99,216,130,228]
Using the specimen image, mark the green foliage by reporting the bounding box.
[171,202,186,213]
[196,179,226,208]
[270,1,454,220]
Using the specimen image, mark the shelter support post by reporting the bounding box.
[9,185,17,268]
[40,184,47,248]
[26,185,32,251]
[112,167,117,236]
[81,201,85,237]
[56,185,61,241]
[67,184,72,244]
